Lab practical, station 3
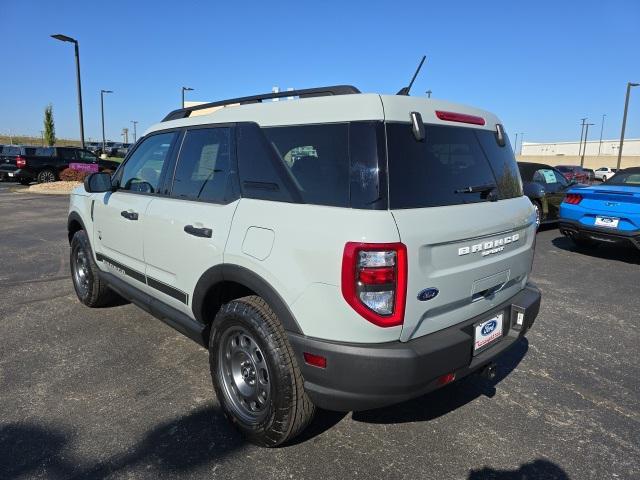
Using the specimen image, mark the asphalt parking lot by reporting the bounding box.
[1,187,638,480]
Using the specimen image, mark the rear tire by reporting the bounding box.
[210,295,315,447]
[37,169,57,183]
[70,230,118,307]
[602,176,607,182]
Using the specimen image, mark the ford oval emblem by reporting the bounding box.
[481,320,498,336]
[417,288,439,301]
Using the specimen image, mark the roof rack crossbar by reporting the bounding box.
[161,85,360,122]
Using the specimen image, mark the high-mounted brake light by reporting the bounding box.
[341,242,407,328]
[16,156,26,168]
[563,193,583,205]
[435,110,486,126]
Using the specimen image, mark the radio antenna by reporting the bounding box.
[396,55,426,96]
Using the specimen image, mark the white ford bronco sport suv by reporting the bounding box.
[68,85,541,446]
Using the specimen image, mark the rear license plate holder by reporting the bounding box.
[473,312,504,355]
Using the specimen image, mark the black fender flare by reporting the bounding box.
[67,211,88,243]
[192,264,302,334]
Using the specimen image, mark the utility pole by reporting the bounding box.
[598,114,606,156]
[425,90,432,98]
[513,133,519,155]
[131,120,138,143]
[578,118,587,157]
[122,127,129,144]
[581,123,594,167]
[617,82,639,170]
[519,133,525,155]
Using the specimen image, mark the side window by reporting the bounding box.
[77,150,97,162]
[533,169,558,184]
[553,169,569,186]
[118,132,177,194]
[171,128,233,203]
[262,123,350,207]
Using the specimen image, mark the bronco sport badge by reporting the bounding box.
[457,233,520,257]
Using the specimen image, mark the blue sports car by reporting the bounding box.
[559,167,640,250]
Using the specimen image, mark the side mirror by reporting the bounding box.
[84,172,113,193]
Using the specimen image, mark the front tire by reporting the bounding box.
[210,296,315,447]
[533,201,542,229]
[70,230,118,307]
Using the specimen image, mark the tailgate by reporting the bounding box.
[393,197,535,342]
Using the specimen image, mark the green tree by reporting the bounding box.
[43,104,56,146]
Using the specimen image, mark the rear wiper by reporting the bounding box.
[454,184,496,194]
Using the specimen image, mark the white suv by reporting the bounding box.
[68,85,541,446]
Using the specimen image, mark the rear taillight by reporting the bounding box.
[564,193,583,205]
[16,156,26,168]
[435,110,486,126]
[341,242,407,327]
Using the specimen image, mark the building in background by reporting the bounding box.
[521,139,640,157]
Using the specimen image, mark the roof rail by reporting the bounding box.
[161,85,361,122]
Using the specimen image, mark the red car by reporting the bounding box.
[556,165,590,184]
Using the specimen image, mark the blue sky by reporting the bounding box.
[1,0,639,144]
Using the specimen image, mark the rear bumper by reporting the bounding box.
[559,219,640,249]
[288,283,541,412]
[0,167,32,181]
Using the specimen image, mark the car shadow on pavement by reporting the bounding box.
[0,405,245,480]
[552,235,640,264]
[351,337,529,425]
[468,458,570,479]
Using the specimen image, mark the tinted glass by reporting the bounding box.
[387,123,522,209]
[262,123,350,207]
[23,147,36,155]
[119,132,177,193]
[3,146,19,156]
[77,150,98,162]
[35,147,54,157]
[171,128,233,202]
[476,130,522,199]
[57,148,76,159]
[607,170,640,186]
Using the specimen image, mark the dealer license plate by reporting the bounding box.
[474,313,504,353]
[595,216,619,228]
[8,172,14,177]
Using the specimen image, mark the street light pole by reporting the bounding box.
[425,90,432,98]
[598,114,606,156]
[514,133,518,155]
[182,86,194,108]
[519,133,525,155]
[131,120,138,143]
[617,82,639,170]
[100,90,113,155]
[581,123,594,167]
[578,118,587,157]
[51,34,85,149]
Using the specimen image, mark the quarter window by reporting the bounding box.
[118,132,177,194]
[171,128,233,202]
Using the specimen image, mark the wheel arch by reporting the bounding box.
[67,211,87,243]
[192,264,303,335]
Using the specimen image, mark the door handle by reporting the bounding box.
[184,225,212,238]
[120,210,139,221]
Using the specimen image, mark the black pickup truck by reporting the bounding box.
[0,146,120,184]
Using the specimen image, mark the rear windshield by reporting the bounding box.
[386,123,523,209]
[607,170,640,185]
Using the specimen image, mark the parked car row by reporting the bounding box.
[0,145,120,184]
[85,141,132,157]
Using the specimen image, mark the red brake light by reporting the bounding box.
[564,193,583,205]
[341,242,407,328]
[16,156,26,168]
[435,110,485,126]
